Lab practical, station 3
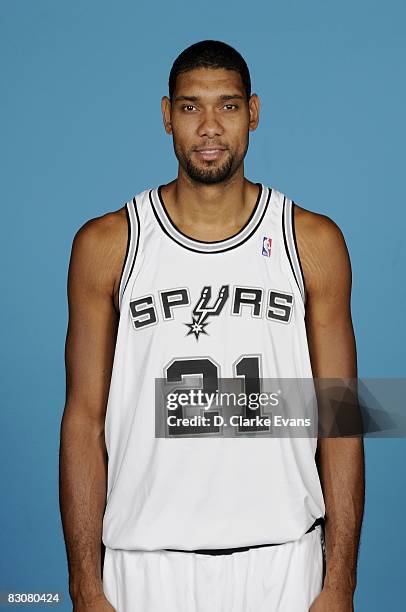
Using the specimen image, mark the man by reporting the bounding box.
[59,40,364,611]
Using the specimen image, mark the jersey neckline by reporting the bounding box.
[149,182,271,254]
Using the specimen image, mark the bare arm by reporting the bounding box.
[296,208,365,610]
[59,210,127,609]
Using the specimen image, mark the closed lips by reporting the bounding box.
[195,147,227,151]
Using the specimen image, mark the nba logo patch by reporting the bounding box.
[262,236,272,257]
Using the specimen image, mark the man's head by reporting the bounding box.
[162,40,260,185]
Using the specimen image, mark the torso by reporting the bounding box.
[100,181,326,551]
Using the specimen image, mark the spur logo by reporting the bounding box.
[129,285,294,340]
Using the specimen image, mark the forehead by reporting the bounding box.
[174,68,245,98]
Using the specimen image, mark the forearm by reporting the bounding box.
[59,413,108,605]
[317,436,365,594]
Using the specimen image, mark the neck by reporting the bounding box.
[160,170,260,242]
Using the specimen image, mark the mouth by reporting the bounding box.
[193,147,228,161]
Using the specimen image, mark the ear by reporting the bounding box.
[248,93,260,132]
[161,96,173,134]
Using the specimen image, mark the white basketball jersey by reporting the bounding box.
[101,182,325,551]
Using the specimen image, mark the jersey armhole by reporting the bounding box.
[282,197,307,306]
[118,197,140,311]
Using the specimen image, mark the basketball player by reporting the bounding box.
[59,40,364,611]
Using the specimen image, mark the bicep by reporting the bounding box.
[302,216,357,379]
[63,222,119,433]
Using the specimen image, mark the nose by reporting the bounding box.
[197,109,224,138]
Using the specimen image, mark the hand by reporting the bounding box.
[73,592,116,612]
[309,586,354,611]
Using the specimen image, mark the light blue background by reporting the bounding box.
[1,0,405,609]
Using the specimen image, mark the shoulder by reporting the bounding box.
[72,206,128,266]
[73,206,127,251]
[292,202,352,296]
[69,205,129,299]
[293,203,345,247]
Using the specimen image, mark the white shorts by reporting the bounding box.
[102,525,324,612]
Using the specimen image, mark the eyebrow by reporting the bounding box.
[174,94,245,102]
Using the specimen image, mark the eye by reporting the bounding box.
[182,105,197,112]
[223,104,238,110]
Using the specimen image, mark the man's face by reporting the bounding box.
[162,68,259,185]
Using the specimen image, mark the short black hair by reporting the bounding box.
[168,40,251,102]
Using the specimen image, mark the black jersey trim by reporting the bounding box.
[117,203,131,310]
[282,196,303,299]
[148,186,272,254]
[164,517,325,555]
[156,183,263,245]
[121,197,140,308]
[291,201,306,304]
